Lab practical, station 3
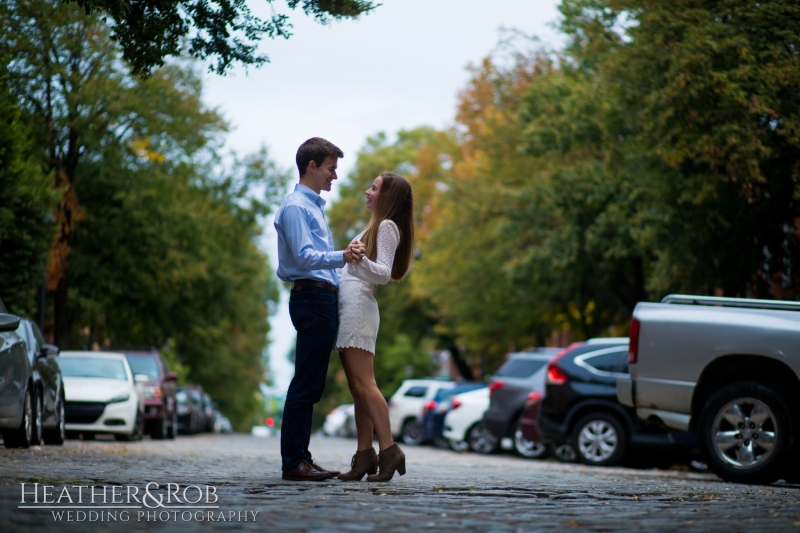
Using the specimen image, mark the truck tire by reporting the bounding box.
[571,412,628,466]
[698,381,792,484]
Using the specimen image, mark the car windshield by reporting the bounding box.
[494,359,548,378]
[176,391,188,402]
[125,354,160,378]
[60,357,128,380]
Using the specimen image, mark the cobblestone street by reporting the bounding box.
[1,434,799,532]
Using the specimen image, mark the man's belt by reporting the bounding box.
[292,279,338,292]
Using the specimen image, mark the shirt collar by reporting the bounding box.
[295,183,326,208]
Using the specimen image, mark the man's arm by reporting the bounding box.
[281,204,363,269]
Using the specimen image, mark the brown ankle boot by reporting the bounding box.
[337,448,378,481]
[366,443,406,482]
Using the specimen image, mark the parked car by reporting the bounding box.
[16,318,65,445]
[177,385,206,434]
[388,379,455,445]
[482,349,562,457]
[323,404,357,438]
[442,387,499,454]
[539,339,688,467]
[0,303,35,448]
[60,351,144,441]
[619,294,800,484]
[202,392,215,432]
[421,383,486,447]
[123,350,178,439]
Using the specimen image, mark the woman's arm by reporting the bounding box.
[345,220,399,285]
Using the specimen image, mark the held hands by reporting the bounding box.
[344,240,366,265]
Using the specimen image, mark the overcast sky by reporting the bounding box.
[201,0,565,394]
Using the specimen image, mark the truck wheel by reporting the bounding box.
[571,412,628,466]
[698,381,792,484]
[401,419,424,446]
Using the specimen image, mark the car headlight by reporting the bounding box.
[107,393,130,404]
[140,386,162,400]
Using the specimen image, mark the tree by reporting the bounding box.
[67,0,379,76]
[559,0,800,299]
[0,72,56,318]
[1,0,288,428]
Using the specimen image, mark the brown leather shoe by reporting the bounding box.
[282,461,332,481]
[311,462,340,477]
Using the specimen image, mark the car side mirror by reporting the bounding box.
[164,371,178,381]
[0,313,20,333]
[39,344,60,358]
[134,374,150,384]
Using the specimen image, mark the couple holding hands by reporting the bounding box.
[274,137,414,482]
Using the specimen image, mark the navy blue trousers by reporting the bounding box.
[281,286,338,471]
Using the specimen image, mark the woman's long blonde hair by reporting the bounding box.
[363,172,414,281]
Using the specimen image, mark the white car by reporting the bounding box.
[442,387,499,454]
[323,404,356,438]
[388,379,454,445]
[60,351,144,441]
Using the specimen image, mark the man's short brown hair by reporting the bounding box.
[296,137,344,177]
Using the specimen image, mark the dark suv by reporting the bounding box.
[482,349,559,457]
[123,351,178,439]
[538,339,686,466]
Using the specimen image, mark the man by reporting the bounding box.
[274,137,365,481]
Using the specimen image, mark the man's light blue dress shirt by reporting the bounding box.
[274,184,345,285]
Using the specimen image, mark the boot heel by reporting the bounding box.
[397,459,406,476]
[368,466,378,475]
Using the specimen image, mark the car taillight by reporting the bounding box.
[423,401,437,415]
[546,364,568,385]
[451,398,462,410]
[628,317,640,364]
[489,381,505,398]
[527,391,542,402]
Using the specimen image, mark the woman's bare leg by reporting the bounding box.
[339,351,375,451]
[340,347,394,451]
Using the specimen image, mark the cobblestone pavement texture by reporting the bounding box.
[1,434,799,532]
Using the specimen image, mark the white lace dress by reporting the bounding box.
[335,220,400,355]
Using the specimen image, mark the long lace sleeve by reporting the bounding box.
[346,220,399,285]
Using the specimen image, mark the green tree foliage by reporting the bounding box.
[0,73,56,317]
[66,0,379,76]
[1,0,288,428]
[559,0,800,299]
[329,1,800,377]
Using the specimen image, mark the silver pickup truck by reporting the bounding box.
[617,294,800,484]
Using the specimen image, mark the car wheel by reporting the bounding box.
[448,439,469,452]
[116,411,145,442]
[513,425,551,459]
[151,410,167,440]
[572,412,628,466]
[167,407,177,440]
[43,393,66,445]
[698,381,792,484]
[467,422,500,454]
[401,419,424,446]
[32,392,44,445]
[3,388,34,448]
[554,443,577,462]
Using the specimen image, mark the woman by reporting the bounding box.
[335,172,415,482]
